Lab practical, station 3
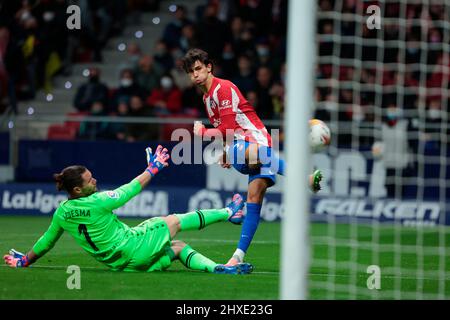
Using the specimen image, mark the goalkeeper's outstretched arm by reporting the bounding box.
[4,214,64,268]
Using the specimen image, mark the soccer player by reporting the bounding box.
[182,48,323,266]
[3,145,253,275]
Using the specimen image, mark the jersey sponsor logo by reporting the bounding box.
[220,99,232,110]
[314,198,440,226]
[106,191,119,199]
[64,209,91,220]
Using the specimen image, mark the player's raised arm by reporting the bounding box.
[97,145,170,211]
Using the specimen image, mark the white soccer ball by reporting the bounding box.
[371,141,384,159]
[309,119,331,153]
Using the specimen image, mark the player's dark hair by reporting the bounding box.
[181,48,213,73]
[53,165,87,193]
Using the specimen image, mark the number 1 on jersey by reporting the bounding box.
[78,224,99,251]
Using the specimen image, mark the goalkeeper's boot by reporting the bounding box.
[214,263,253,275]
[309,170,323,193]
[226,194,245,225]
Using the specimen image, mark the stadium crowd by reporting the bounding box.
[72,0,289,143]
[0,0,160,115]
[315,0,449,146]
[0,0,448,145]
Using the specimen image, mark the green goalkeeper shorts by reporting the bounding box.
[121,217,174,272]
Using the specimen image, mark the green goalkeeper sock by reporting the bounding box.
[179,245,217,273]
[175,209,230,231]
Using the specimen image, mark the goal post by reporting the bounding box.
[282,0,449,300]
[280,0,317,300]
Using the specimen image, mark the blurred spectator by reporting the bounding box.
[270,0,288,37]
[110,68,144,112]
[254,39,273,69]
[0,0,129,114]
[147,75,183,115]
[236,0,273,38]
[219,43,238,78]
[232,23,257,58]
[424,97,444,145]
[0,27,11,112]
[246,90,258,109]
[254,66,274,119]
[153,40,174,73]
[119,41,142,72]
[134,54,164,93]
[171,53,193,91]
[371,105,418,198]
[106,99,129,141]
[196,2,229,60]
[162,5,192,50]
[232,55,256,95]
[181,84,206,117]
[73,67,109,112]
[178,23,199,53]
[229,16,244,50]
[77,101,110,140]
[269,63,286,120]
[269,82,284,120]
[125,95,159,142]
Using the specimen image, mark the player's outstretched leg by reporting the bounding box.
[226,179,269,267]
[173,241,253,275]
[174,193,245,231]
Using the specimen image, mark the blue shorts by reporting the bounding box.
[226,140,276,187]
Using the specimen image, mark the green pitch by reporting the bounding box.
[1,216,449,299]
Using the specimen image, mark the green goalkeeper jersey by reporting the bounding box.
[32,179,142,268]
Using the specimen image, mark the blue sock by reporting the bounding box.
[258,146,285,176]
[276,157,285,175]
[237,203,262,253]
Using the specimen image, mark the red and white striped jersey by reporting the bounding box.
[202,77,272,147]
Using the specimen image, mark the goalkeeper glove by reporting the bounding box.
[4,249,30,268]
[146,145,170,177]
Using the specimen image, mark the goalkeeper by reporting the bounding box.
[3,145,252,275]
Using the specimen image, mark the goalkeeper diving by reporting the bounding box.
[3,145,253,274]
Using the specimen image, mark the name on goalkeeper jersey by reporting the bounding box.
[64,209,91,220]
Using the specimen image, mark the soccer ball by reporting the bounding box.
[309,119,331,153]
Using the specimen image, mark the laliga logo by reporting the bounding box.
[188,190,223,211]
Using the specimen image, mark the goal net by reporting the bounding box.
[310,0,449,299]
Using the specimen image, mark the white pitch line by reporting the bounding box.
[1,265,447,281]
[179,238,279,245]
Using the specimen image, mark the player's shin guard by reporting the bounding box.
[175,209,229,231]
[258,146,285,176]
[180,245,217,273]
[237,203,261,253]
